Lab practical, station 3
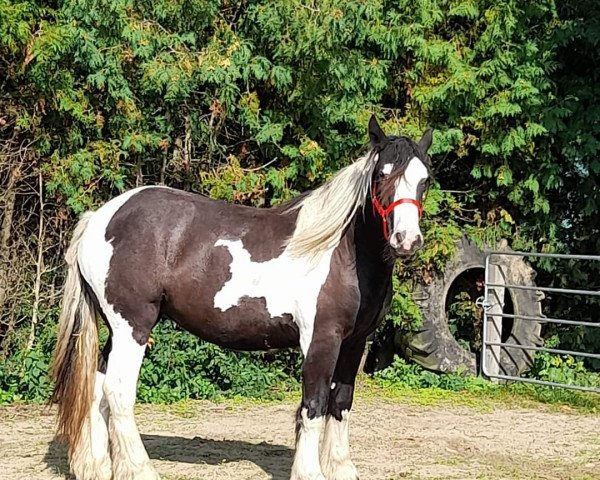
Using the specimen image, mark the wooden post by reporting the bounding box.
[485,263,506,380]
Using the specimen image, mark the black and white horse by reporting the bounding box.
[51,116,433,480]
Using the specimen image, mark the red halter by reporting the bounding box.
[372,188,422,241]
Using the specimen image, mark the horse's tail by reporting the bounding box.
[50,211,99,457]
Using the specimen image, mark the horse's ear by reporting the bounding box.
[369,115,388,148]
[418,128,433,153]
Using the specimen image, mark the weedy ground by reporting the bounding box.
[1,379,599,480]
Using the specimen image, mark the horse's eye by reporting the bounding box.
[381,163,393,176]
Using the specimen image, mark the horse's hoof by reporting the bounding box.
[290,472,326,480]
[322,460,359,480]
[70,456,112,480]
[112,461,160,480]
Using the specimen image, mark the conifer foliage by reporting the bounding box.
[0,0,598,401]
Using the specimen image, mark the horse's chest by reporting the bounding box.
[213,239,334,354]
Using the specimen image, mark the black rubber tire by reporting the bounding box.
[399,236,544,376]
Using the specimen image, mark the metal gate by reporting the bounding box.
[479,251,600,392]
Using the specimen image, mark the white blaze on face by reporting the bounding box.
[389,156,428,252]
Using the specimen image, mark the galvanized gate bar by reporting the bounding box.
[486,282,600,297]
[487,251,600,261]
[481,250,600,393]
[484,342,600,360]
[488,312,600,328]
[480,374,600,393]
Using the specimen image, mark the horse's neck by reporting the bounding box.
[352,198,395,288]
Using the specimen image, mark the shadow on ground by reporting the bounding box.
[44,434,293,480]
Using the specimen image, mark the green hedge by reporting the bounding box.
[1,0,598,402]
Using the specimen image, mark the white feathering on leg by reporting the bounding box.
[321,410,359,480]
[69,373,112,480]
[291,408,326,480]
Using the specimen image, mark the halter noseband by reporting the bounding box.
[372,187,422,241]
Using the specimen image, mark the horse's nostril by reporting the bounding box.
[413,235,423,249]
[391,231,406,248]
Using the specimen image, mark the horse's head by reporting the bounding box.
[368,116,433,257]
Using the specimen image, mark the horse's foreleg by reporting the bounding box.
[321,339,365,480]
[291,333,343,480]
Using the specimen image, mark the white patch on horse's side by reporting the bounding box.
[213,239,336,355]
[381,163,393,175]
[321,410,358,480]
[77,186,164,480]
[390,156,428,249]
[290,408,326,480]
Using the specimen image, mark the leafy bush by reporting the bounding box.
[0,319,302,404]
[375,355,492,392]
[0,320,56,403]
[138,322,302,403]
[1,0,599,404]
[529,335,600,389]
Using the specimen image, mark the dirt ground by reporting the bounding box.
[1,395,599,480]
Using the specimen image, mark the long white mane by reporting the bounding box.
[286,151,377,258]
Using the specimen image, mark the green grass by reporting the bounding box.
[133,373,600,421]
[369,356,600,414]
[361,376,600,414]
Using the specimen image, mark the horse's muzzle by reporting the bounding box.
[390,231,423,256]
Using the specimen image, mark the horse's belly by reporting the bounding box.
[163,296,300,351]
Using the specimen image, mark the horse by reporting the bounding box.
[50,115,433,480]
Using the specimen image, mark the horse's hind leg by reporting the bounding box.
[103,305,159,480]
[69,370,112,480]
[69,337,112,480]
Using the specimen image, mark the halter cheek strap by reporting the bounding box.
[372,191,422,241]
